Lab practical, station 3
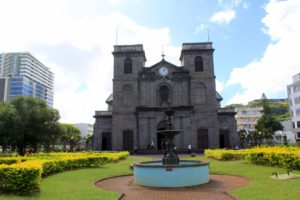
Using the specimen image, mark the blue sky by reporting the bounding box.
[0,0,299,123]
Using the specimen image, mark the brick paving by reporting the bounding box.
[95,174,250,200]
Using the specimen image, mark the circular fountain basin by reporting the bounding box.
[133,160,209,187]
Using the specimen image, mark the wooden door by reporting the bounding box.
[197,129,209,149]
[123,130,133,150]
[219,130,230,148]
[102,132,112,150]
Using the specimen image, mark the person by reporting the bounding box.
[188,144,192,154]
[134,146,138,154]
[150,141,154,150]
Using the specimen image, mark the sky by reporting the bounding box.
[0,0,300,124]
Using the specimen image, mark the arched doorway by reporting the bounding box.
[157,120,168,150]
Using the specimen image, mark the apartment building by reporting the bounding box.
[287,73,300,140]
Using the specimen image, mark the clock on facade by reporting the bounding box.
[159,67,169,76]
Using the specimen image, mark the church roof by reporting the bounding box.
[105,94,113,104]
[216,92,223,101]
[147,58,184,71]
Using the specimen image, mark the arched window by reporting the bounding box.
[124,58,132,74]
[195,83,206,104]
[122,85,132,106]
[195,56,203,72]
[158,85,170,105]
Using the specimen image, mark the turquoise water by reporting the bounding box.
[142,161,198,165]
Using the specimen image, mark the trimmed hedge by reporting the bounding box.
[245,147,300,169]
[205,147,300,169]
[0,152,129,194]
[205,149,248,161]
[0,162,41,194]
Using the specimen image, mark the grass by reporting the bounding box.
[0,156,149,200]
[1,155,300,200]
[190,156,300,200]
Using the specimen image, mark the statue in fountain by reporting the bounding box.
[157,102,180,165]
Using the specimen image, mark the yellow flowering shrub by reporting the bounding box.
[0,151,129,194]
[205,149,248,160]
[205,147,300,169]
[0,162,42,194]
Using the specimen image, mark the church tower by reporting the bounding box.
[180,43,219,148]
[111,45,146,150]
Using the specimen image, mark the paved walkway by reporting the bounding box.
[95,174,250,200]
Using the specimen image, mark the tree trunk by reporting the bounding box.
[16,144,26,156]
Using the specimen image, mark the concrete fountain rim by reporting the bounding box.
[133,160,209,168]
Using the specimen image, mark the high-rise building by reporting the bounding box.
[0,54,3,76]
[287,73,300,141]
[0,52,54,107]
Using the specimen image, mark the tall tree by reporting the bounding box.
[0,103,15,152]
[255,114,283,142]
[60,124,81,151]
[0,96,61,155]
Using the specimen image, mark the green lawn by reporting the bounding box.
[1,156,300,200]
[190,156,300,200]
[0,157,149,200]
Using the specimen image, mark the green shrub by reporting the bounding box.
[0,163,42,194]
[0,151,129,194]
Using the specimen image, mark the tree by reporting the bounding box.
[84,134,94,150]
[0,103,15,152]
[238,129,247,148]
[255,114,283,143]
[60,124,81,151]
[0,96,61,155]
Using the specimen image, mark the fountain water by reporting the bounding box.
[133,103,209,187]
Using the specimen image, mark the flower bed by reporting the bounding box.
[205,147,300,170]
[204,149,248,161]
[0,152,129,194]
[245,147,300,169]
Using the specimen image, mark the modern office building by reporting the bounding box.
[93,42,238,151]
[287,73,300,141]
[0,77,9,102]
[235,107,263,132]
[0,52,54,106]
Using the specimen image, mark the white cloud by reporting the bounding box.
[0,0,181,123]
[216,79,225,93]
[226,0,300,104]
[210,10,236,25]
[195,24,208,34]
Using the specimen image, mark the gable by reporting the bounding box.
[139,59,189,80]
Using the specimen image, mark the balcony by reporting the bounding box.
[94,110,112,117]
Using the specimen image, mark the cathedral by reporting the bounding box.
[93,42,238,151]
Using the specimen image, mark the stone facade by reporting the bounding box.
[93,42,238,151]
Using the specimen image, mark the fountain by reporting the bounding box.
[133,103,209,187]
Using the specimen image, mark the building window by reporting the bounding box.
[195,82,206,104]
[195,56,203,72]
[296,109,300,116]
[124,58,132,74]
[297,121,300,128]
[158,85,170,105]
[122,85,132,106]
[294,96,300,105]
